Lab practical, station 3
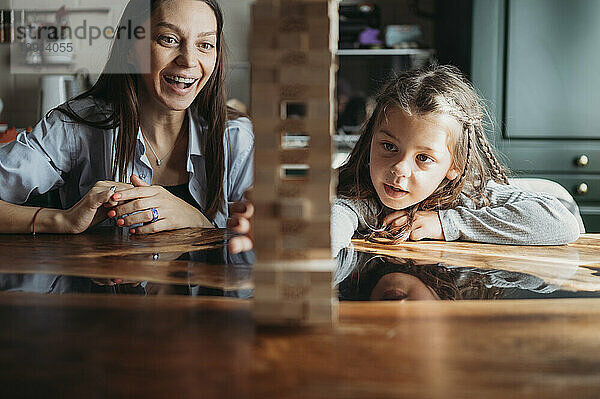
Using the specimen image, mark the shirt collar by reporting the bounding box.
[187,109,204,157]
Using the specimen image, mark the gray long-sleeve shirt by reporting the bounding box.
[331,180,581,259]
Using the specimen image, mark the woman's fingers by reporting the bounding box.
[131,174,151,187]
[90,185,120,209]
[115,208,159,227]
[109,198,153,218]
[229,201,254,219]
[228,235,253,254]
[129,219,169,235]
[227,215,251,234]
[111,186,158,203]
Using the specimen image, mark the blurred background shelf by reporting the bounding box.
[336,48,435,56]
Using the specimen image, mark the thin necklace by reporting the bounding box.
[141,121,187,167]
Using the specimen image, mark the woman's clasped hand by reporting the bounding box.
[107,174,214,234]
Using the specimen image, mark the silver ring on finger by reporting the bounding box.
[150,208,159,222]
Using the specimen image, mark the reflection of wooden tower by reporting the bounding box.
[250,0,338,324]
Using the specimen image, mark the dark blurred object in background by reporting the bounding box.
[433,0,472,78]
[339,2,381,49]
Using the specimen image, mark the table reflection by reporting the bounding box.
[0,227,254,298]
[336,234,600,301]
[2,227,600,302]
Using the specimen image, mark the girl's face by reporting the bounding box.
[369,272,440,301]
[369,109,460,210]
[135,0,218,111]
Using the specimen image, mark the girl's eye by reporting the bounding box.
[382,142,396,152]
[199,42,215,51]
[416,154,434,163]
[158,35,177,45]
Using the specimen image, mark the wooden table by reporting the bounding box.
[1,229,600,398]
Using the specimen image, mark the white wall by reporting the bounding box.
[221,0,253,108]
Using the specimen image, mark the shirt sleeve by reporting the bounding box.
[331,198,361,258]
[225,117,254,204]
[0,110,74,204]
[439,181,581,245]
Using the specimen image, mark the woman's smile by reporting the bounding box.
[162,73,200,95]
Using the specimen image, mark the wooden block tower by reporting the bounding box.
[250,0,339,325]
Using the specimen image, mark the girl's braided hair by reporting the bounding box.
[337,64,509,243]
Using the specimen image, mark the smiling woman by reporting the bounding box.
[0,0,254,254]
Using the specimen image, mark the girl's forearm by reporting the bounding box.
[0,199,66,234]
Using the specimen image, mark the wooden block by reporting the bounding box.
[250,97,280,118]
[307,99,331,120]
[279,66,330,86]
[310,270,333,284]
[279,16,309,32]
[252,1,279,19]
[251,49,332,67]
[254,301,305,321]
[309,285,335,300]
[305,1,328,17]
[281,234,330,251]
[277,32,310,50]
[306,300,338,324]
[279,85,330,100]
[252,117,332,134]
[254,258,335,272]
[277,198,312,219]
[251,67,279,84]
[257,248,333,262]
[279,148,310,164]
[254,270,277,285]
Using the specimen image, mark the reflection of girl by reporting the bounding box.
[0,0,253,252]
[338,256,505,301]
[331,65,580,258]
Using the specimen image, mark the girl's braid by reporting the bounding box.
[457,123,473,184]
[473,125,509,185]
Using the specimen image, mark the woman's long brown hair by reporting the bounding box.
[54,0,229,219]
[337,64,509,242]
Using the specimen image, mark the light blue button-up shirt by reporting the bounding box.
[0,97,254,227]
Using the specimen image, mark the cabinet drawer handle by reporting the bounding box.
[576,154,589,167]
[576,183,589,195]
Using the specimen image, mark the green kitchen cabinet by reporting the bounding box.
[472,0,600,232]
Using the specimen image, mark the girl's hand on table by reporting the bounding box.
[227,190,254,254]
[382,210,445,241]
[62,181,133,234]
[107,175,214,234]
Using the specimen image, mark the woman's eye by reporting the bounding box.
[158,36,177,45]
[382,142,396,152]
[416,154,434,163]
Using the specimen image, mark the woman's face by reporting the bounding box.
[369,108,460,210]
[369,272,440,301]
[135,0,218,111]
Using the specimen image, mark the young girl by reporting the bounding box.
[331,65,580,258]
[0,0,253,253]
